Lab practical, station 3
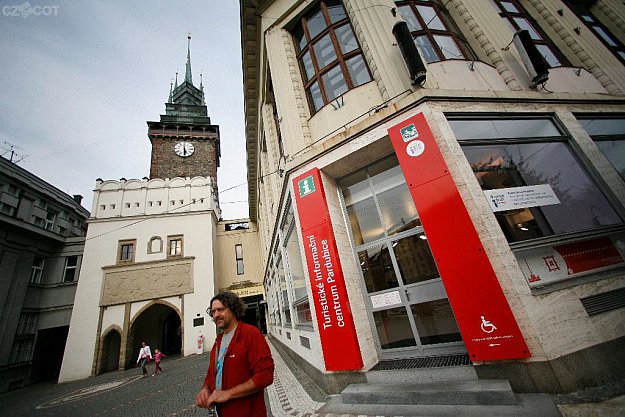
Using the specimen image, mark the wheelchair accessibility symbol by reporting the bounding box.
[480,316,497,334]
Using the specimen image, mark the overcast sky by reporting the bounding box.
[0,0,249,220]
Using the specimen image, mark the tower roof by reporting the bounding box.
[165,34,208,120]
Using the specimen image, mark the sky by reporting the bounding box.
[0,0,250,220]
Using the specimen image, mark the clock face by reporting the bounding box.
[174,141,195,157]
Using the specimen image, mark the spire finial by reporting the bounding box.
[200,73,206,105]
[168,79,174,103]
[174,70,179,89]
[185,32,193,84]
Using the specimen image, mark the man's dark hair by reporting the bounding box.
[211,291,246,320]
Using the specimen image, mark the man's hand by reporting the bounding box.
[195,386,212,409]
[207,389,233,405]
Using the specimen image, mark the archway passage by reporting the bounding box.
[99,330,121,374]
[125,303,182,370]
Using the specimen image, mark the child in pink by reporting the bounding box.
[152,349,167,376]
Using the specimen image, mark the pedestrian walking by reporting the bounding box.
[136,341,152,378]
[152,348,167,376]
[195,291,274,417]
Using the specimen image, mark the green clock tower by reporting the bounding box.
[147,34,220,187]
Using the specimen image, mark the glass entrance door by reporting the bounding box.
[339,154,465,358]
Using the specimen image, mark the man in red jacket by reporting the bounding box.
[195,291,274,417]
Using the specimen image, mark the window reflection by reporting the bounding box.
[411,299,462,345]
[359,245,398,293]
[370,163,421,235]
[373,308,416,349]
[462,142,621,242]
[342,170,383,245]
[393,233,439,285]
[322,65,348,100]
[579,117,625,185]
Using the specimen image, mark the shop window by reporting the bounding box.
[276,256,292,326]
[492,0,568,67]
[395,0,476,63]
[29,256,44,284]
[449,116,623,243]
[117,240,136,264]
[564,1,625,65]
[282,200,312,325]
[292,0,372,113]
[168,235,184,258]
[235,244,244,275]
[63,256,78,283]
[577,116,625,182]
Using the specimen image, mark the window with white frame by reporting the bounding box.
[448,116,623,243]
[44,209,56,231]
[235,244,244,275]
[29,256,44,284]
[118,240,136,263]
[291,0,372,113]
[63,256,78,283]
[395,0,476,63]
[577,116,625,183]
[167,235,183,258]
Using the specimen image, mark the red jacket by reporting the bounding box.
[203,322,274,417]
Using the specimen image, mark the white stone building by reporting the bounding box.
[241,0,625,395]
[60,38,226,382]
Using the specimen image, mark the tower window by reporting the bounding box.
[117,240,136,263]
[148,236,163,254]
[168,235,184,258]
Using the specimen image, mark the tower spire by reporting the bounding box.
[200,73,206,105]
[185,32,193,84]
[168,80,174,103]
[174,70,179,89]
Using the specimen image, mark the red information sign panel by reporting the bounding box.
[388,113,530,361]
[293,168,363,371]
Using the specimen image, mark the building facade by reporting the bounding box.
[59,38,224,382]
[241,0,625,393]
[0,156,89,392]
[215,219,266,333]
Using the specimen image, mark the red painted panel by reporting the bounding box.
[293,169,364,371]
[388,113,530,361]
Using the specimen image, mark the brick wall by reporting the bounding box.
[149,138,218,187]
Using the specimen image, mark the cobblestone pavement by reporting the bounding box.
[1,338,624,417]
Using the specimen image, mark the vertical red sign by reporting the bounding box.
[388,113,530,361]
[293,168,363,371]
